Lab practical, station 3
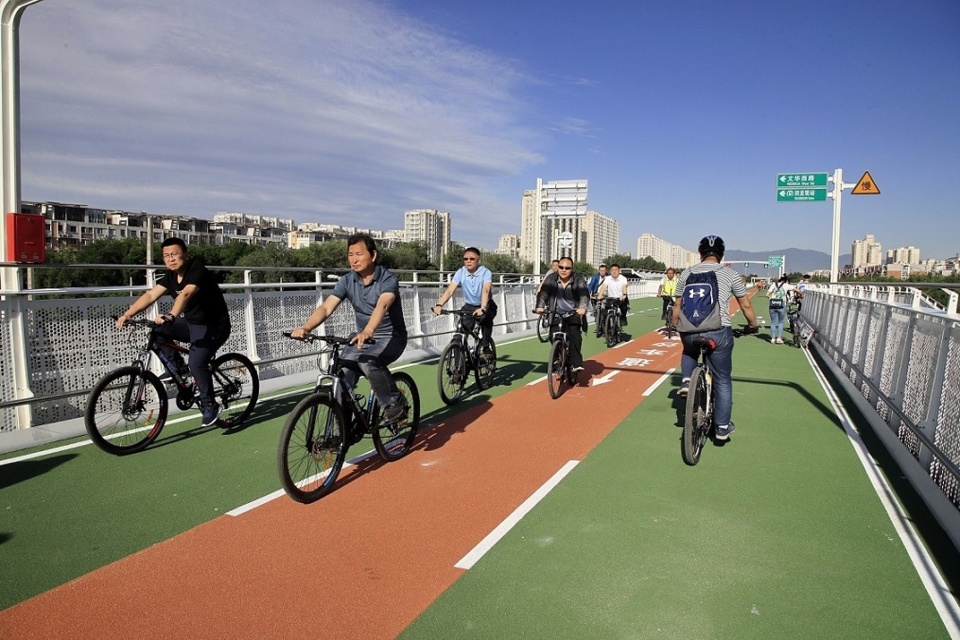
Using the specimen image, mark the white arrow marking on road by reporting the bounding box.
[592,370,620,387]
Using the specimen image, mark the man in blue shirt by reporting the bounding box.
[433,246,497,349]
[292,234,409,423]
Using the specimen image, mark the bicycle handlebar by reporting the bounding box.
[282,332,374,346]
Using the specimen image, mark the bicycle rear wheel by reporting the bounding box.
[277,392,347,503]
[373,372,420,461]
[604,313,620,347]
[85,366,168,455]
[682,367,709,466]
[474,338,497,390]
[438,341,467,405]
[537,314,550,343]
[547,339,566,399]
[211,353,259,428]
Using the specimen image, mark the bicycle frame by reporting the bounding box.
[444,310,485,371]
[307,340,378,435]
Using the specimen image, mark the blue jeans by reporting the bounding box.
[339,332,407,409]
[680,326,735,427]
[769,307,786,339]
[154,317,231,409]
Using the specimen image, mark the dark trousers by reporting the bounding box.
[339,332,407,409]
[154,317,230,409]
[461,301,497,347]
[551,314,584,368]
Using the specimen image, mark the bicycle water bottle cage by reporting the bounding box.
[692,337,717,350]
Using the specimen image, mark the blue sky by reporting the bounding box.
[18,0,960,259]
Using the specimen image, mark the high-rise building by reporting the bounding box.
[403,209,451,264]
[582,211,620,267]
[519,190,541,266]
[497,234,521,260]
[886,246,921,265]
[851,234,883,269]
[636,233,696,268]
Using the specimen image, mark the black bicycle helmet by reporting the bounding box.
[698,235,725,259]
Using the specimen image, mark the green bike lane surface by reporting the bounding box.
[402,317,955,638]
[1,299,954,638]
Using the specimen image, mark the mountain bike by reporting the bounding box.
[545,311,581,399]
[661,296,676,338]
[85,317,259,455]
[436,309,497,405]
[602,298,622,347]
[681,327,749,466]
[277,333,420,503]
[593,296,606,337]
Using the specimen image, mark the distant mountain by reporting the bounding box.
[724,248,850,275]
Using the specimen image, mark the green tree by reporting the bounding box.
[573,260,594,279]
[443,243,466,271]
[381,241,433,271]
[483,252,522,275]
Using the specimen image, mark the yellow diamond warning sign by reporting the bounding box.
[851,171,880,195]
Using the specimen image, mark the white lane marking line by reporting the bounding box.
[612,339,635,349]
[526,375,547,386]
[643,367,677,397]
[455,460,579,570]
[227,448,379,516]
[805,348,960,638]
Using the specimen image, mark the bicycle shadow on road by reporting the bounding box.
[410,398,495,454]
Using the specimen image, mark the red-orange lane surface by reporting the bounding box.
[1,330,684,640]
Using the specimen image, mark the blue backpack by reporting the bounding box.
[677,269,722,333]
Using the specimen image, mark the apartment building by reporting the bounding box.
[403,208,451,264]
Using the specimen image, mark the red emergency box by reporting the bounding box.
[6,213,46,263]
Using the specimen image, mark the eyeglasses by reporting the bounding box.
[463,257,478,261]
[162,253,183,259]
[557,266,572,271]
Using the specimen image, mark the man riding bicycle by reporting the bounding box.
[535,256,589,372]
[291,233,409,424]
[596,263,630,326]
[672,235,759,441]
[657,267,679,322]
[116,237,231,426]
[432,246,497,350]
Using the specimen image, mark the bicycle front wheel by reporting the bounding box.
[682,367,709,466]
[277,392,347,503]
[604,313,620,347]
[85,366,168,455]
[212,353,260,428]
[373,372,420,462]
[537,314,550,343]
[547,339,566,399]
[474,338,498,390]
[438,341,467,405]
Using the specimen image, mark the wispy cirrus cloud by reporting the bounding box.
[19,0,544,241]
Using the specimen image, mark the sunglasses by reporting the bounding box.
[463,257,478,261]
[557,266,572,271]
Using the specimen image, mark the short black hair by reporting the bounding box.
[161,237,187,252]
[558,256,573,265]
[610,263,620,269]
[463,247,481,257]
[346,233,377,255]
[551,259,559,264]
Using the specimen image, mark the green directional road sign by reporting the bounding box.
[768,256,783,267]
[777,188,827,202]
[777,172,828,187]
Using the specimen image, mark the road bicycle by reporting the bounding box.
[84,318,259,455]
[681,327,750,466]
[545,310,581,399]
[601,298,623,347]
[661,296,676,338]
[277,333,420,503]
[436,309,497,405]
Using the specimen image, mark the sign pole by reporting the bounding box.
[829,169,842,283]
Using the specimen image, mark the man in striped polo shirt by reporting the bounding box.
[671,235,759,441]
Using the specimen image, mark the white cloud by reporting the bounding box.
[18,0,543,243]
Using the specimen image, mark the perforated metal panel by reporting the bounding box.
[932,330,960,506]
[0,301,16,432]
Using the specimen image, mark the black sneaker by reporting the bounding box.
[381,400,409,424]
[714,422,736,441]
[201,403,221,427]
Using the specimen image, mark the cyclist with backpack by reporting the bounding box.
[671,235,759,441]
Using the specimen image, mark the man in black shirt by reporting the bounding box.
[535,256,589,372]
[117,238,231,426]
